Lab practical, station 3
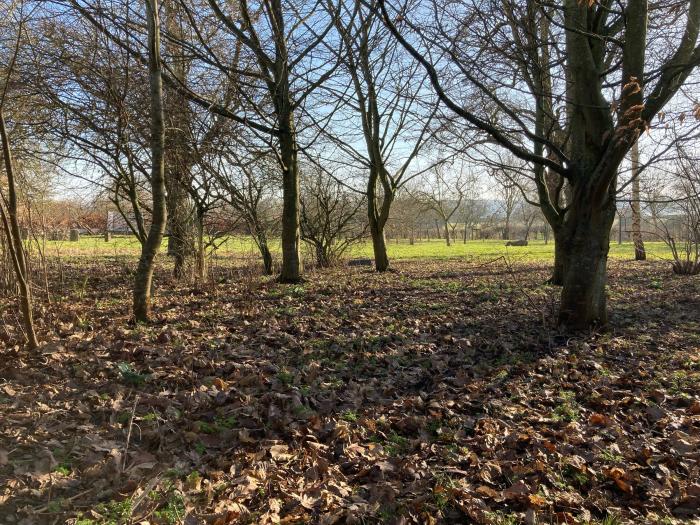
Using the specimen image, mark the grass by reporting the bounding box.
[34,235,675,263]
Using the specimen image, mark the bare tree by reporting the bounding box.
[325,0,441,271]
[656,150,700,275]
[163,0,196,279]
[36,16,153,245]
[0,1,38,348]
[208,145,279,275]
[300,165,366,267]
[493,171,520,242]
[133,0,167,322]
[518,201,540,242]
[416,161,469,246]
[379,0,700,328]
[66,0,341,283]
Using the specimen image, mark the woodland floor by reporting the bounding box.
[0,258,699,525]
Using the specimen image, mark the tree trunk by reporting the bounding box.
[195,211,206,281]
[558,196,616,329]
[133,0,167,323]
[549,227,565,285]
[443,220,451,246]
[367,171,391,272]
[279,123,302,282]
[257,234,274,275]
[0,111,39,349]
[630,141,646,260]
[617,212,623,245]
[167,186,194,279]
[315,243,331,268]
[369,218,390,271]
[164,0,195,279]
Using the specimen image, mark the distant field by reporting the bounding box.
[34,235,675,263]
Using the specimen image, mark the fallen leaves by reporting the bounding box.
[588,412,612,426]
[604,467,634,494]
[1,259,699,524]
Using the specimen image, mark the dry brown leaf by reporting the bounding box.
[528,493,547,508]
[615,478,633,494]
[475,485,500,499]
[269,444,293,461]
[213,377,228,390]
[589,413,611,426]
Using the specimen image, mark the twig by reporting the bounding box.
[123,394,140,472]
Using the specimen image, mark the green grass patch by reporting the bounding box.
[38,235,674,264]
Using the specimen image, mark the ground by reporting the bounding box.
[0,241,699,525]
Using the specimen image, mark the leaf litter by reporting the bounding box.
[0,258,698,524]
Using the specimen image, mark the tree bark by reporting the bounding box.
[195,210,206,281]
[443,219,451,246]
[558,192,616,329]
[279,121,302,282]
[164,0,195,279]
[255,232,274,275]
[369,219,390,271]
[133,0,167,323]
[630,141,646,260]
[549,227,565,285]
[166,182,194,279]
[366,168,393,272]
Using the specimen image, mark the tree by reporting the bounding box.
[66,0,340,283]
[325,0,440,271]
[163,1,196,279]
[417,161,469,246]
[176,0,341,282]
[300,165,366,267]
[36,15,154,245]
[208,143,279,276]
[630,141,646,260]
[492,170,521,241]
[133,0,167,322]
[0,2,39,348]
[655,147,700,275]
[379,0,700,328]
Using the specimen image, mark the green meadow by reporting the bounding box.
[35,235,675,263]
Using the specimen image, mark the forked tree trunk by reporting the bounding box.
[0,111,39,349]
[558,194,616,329]
[630,141,646,260]
[279,122,302,283]
[133,0,167,323]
